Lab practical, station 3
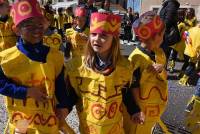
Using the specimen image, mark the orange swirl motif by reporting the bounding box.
[139,86,167,101]
[18,1,32,16]
[90,18,120,33]
[12,112,57,127]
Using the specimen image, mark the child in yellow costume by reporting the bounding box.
[185,8,197,29]
[64,7,74,30]
[185,77,200,134]
[65,6,89,59]
[179,26,200,86]
[124,11,169,134]
[62,12,143,134]
[184,25,200,132]
[0,0,75,133]
[55,7,67,38]
[0,0,17,51]
[43,4,56,31]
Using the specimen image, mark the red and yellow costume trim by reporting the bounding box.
[90,12,121,36]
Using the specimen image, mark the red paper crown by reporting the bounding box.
[75,6,87,17]
[90,12,121,36]
[10,0,43,26]
[133,11,164,41]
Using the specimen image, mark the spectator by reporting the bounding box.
[159,0,180,58]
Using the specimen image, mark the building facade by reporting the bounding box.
[127,0,200,20]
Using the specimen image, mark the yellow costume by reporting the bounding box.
[0,16,17,51]
[64,13,73,25]
[43,33,62,49]
[124,47,169,134]
[185,17,197,29]
[184,26,200,60]
[170,22,186,60]
[54,14,67,30]
[65,27,89,57]
[0,46,64,134]
[65,56,132,134]
[185,96,200,134]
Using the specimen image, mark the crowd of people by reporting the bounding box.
[0,0,200,133]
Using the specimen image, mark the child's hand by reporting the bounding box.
[147,63,164,74]
[56,108,69,119]
[131,112,145,124]
[56,108,75,134]
[27,87,47,102]
[59,119,76,134]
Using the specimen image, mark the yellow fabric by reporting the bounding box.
[0,46,64,134]
[65,27,89,57]
[184,26,200,59]
[185,95,200,134]
[55,14,67,30]
[170,22,186,60]
[43,33,62,49]
[65,13,73,24]
[65,56,132,134]
[185,17,197,29]
[0,17,17,52]
[125,48,168,134]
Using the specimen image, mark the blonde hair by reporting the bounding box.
[84,36,121,70]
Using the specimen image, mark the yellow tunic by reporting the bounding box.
[65,13,73,24]
[170,22,186,60]
[65,27,89,58]
[184,26,200,61]
[0,17,17,51]
[185,17,197,29]
[54,14,67,30]
[65,56,132,134]
[124,48,168,134]
[0,46,64,134]
[43,33,62,49]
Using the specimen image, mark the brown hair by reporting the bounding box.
[84,36,121,70]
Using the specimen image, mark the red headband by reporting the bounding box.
[133,11,164,41]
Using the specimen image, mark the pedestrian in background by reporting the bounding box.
[0,0,17,51]
[159,0,180,58]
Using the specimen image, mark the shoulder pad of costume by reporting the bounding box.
[0,46,17,55]
[66,28,75,35]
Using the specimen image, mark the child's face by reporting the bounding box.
[153,28,165,49]
[90,33,113,55]
[17,17,45,44]
[0,2,10,16]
